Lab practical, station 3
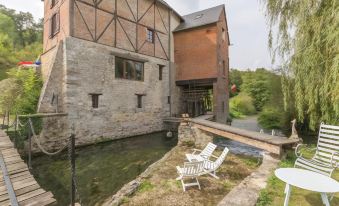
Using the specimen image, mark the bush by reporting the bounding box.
[0,68,42,114]
[230,93,256,118]
[258,108,283,129]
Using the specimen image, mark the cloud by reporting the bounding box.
[0,0,44,21]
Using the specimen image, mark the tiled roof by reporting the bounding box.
[174,5,224,32]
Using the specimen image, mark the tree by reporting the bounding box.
[263,0,339,130]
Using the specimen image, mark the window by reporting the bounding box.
[136,95,143,108]
[146,28,154,43]
[168,96,171,104]
[222,101,225,113]
[49,12,60,38]
[222,28,226,42]
[158,65,164,81]
[223,60,226,76]
[115,57,144,81]
[50,0,59,8]
[90,94,102,108]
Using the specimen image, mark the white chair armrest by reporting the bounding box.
[295,144,316,158]
[192,149,202,155]
[330,152,339,168]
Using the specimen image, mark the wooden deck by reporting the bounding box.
[0,130,56,206]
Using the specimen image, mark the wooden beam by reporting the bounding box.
[193,123,283,156]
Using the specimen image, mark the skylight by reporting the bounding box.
[195,14,204,19]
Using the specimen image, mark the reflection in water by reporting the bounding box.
[31,132,177,206]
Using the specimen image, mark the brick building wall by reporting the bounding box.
[174,25,218,81]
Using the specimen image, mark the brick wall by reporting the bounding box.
[174,25,218,81]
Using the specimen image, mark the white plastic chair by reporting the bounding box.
[294,123,339,177]
[185,142,217,162]
[176,161,204,192]
[203,146,229,179]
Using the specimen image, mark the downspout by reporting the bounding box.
[168,10,172,117]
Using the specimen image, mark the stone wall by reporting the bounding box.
[37,37,173,149]
[178,123,213,148]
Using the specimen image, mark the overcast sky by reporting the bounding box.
[0,0,276,69]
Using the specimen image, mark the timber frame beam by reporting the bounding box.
[72,0,171,60]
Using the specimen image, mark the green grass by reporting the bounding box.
[257,149,339,206]
[138,180,155,193]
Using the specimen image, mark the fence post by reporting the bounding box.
[6,111,9,132]
[70,134,75,206]
[28,120,32,170]
[14,115,17,148]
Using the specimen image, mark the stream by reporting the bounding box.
[214,116,271,157]
[30,132,177,206]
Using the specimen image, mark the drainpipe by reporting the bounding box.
[168,10,172,117]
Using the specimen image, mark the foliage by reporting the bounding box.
[229,93,256,118]
[258,107,283,129]
[0,4,43,80]
[229,69,243,97]
[0,68,42,114]
[263,0,339,130]
[240,69,276,111]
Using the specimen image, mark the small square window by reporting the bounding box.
[90,94,102,108]
[136,95,144,108]
[158,65,164,81]
[146,28,154,43]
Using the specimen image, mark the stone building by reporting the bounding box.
[39,0,230,147]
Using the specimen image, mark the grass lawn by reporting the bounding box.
[257,147,339,206]
[121,146,260,206]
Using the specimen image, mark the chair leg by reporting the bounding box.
[208,170,219,179]
[181,179,186,192]
[196,177,201,190]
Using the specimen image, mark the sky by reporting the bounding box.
[0,0,277,69]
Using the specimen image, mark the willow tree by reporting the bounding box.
[263,0,339,130]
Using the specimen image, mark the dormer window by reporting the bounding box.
[195,14,203,19]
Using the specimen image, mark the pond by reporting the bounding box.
[30,132,177,206]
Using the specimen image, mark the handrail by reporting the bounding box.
[18,113,68,118]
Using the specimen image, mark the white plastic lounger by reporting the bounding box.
[294,123,339,177]
[176,161,204,192]
[186,142,217,162]
[203,146,229,179]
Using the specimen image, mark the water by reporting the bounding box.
[30,132,177,206]
[214,116,264,157]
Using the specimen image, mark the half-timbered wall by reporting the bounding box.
[72,0,170,60]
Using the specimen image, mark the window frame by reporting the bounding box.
[49,12,60,39]
[222,27,226,42]
[50,0,59,9]
[89,93,102,109]
[158,65,164,81]
[136,94,143,108]
[146,28,154,43]
[115,57,144,81]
